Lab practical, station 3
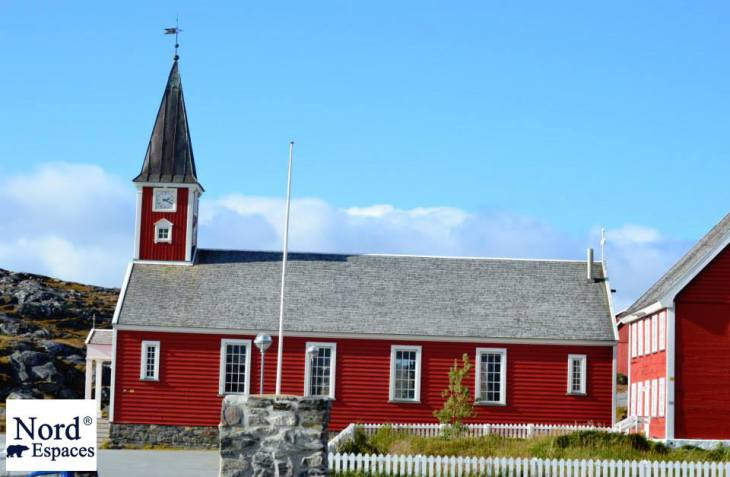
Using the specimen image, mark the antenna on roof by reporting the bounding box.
[164,15,183,61]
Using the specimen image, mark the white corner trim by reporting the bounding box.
[112,262,134,325]
[218,339,253,395]
[132,259,194,266]
[185,188,194,262]
[133,188,143,260]
[109,328,117,422]
[474,347,508,405]
[665,306,676,440]
[611,345,617,426]
[389,345,422,403]
[303,342,337,399]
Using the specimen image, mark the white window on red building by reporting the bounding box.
[390,345,422,402]
[651,379,658,417]
[219,339,251,395]
[644,319,651,354]
[304,342,336,399]
[139,340,160,381]
[659,312,666,351]
[651,315,658,353]
[637,321,644,356]
[636,381,643,416]
[658,377,666,417]
[567,354,587,395]
[644,380,651,417]
[476,348,507,405]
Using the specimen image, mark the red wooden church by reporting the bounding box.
[617,214,730,444]
[108,58,618,447]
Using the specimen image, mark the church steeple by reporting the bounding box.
[133,59,202,188]
[132,59,202,264]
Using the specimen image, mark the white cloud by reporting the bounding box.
[0,162,692,311]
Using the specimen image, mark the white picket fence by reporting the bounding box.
[328,453,730,477]
[329,423,612,451]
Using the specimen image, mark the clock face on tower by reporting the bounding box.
[153,188,177,212]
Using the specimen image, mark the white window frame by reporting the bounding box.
[651,379,658,417]
[644,319,651,355]
[644,380,651,418]
[139,340,160,381]
[154,218,173,244]
[218,339,252,395]
[304,342,337,399]
[630,382,637,416]
[630,323,637,358]
[658,377,666,417]
[658,312,666,351]
[651,315,658,353]
[475,348,508,405]
[567,354,587,395]
[637,321,644,356]
[389,345,422,403]
[152,187,177,212]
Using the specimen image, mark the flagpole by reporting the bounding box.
[275,141,294,395]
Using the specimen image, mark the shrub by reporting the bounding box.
[433,354,475,438]
[338,427,379,455]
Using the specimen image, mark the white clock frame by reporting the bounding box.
[152,188,177,212]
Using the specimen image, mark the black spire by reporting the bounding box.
[133,59,202,188]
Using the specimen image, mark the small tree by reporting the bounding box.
[433,353,475,438]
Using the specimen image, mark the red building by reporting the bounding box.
[617,214,730,444]
[108,58,618,447]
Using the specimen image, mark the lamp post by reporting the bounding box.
[254,334,272,395]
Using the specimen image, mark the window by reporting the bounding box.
[651,316,658,353]
[630,383,637,416]
[651,379,658,417]
[644,320,651,355]
[636,382,643,416]
[658,312,666,351]
[658,378,666,417]
[637,321,644,356]
[304,342,336,399]
[140,340,160,381]
[475,348,507,405]
[644,380,651,418]
[567,354,587,395]
[389,346,422,402]
[630,323,637,358]
[219,339,251,394]
[154,219,173,244]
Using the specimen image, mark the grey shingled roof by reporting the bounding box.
[87,329,113,345]
[116,250,614,342]
[133,60,201,187]
[621,213,730,316]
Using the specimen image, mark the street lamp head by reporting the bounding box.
[306,344,319,355]
[254,334,273,352]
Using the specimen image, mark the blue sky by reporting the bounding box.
[1,2,729,309]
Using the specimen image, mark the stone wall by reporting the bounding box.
[109,423,218,449]
[219,395,330,477]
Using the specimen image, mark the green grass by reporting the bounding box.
[337,428,730,462]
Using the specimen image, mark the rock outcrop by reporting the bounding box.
[0,268,118,400]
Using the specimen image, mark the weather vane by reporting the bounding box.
[164,16,183,61]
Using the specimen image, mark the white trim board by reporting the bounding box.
[114,324,616,346]
[111,263,134,325]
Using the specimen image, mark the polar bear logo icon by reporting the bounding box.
[6,444,30,458]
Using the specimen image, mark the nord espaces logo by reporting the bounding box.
[5,399,97,472]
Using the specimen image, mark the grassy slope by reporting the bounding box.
[339,428,730,462]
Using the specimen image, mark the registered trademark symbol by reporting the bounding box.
[83,416,93,425]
